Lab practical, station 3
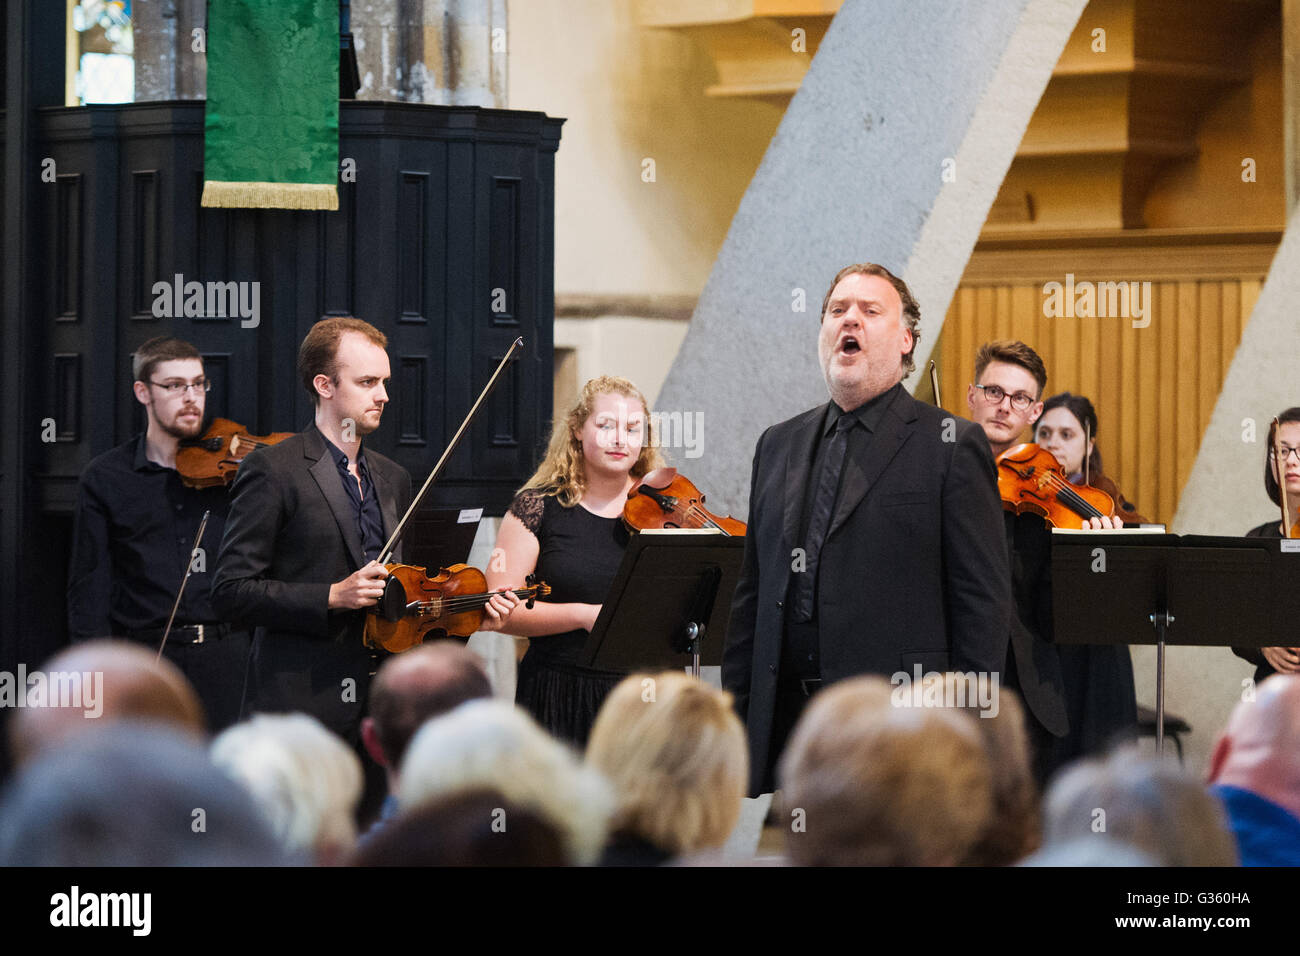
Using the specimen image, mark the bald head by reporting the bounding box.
[8,640,205,766]
[365,641,491,770]
[1208,674,1300,820]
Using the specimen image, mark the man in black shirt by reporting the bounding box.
[67,336,251,731]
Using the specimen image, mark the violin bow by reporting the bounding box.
[928,360,942,408]
[378,337,524,566]
[1273,417,1293,537]
[157,509,211,661]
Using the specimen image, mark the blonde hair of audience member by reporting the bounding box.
[777,676,994,866]
[520,375,664,507]
[8,639,205,766]
[918,672,1041,865]
[398,699,614,865]
[1044,747,1237,866]
[587,672,748,857]
[210,713,363,864]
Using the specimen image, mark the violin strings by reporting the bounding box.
[1036,470,1105,519]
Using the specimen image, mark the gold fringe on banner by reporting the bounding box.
[201,180,339,211]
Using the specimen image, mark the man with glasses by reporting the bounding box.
[964,340,1127,782]
[67,336,251,731]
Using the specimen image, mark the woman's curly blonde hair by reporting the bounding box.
[521,376,664,507]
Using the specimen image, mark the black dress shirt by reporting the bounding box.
[67,434,231,639]
[321,436,387,563]
[782,382,902,676]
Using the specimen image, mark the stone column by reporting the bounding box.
[351,0,508,105]
[132,0,206,100]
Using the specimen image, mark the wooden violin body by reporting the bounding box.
[177,417,294,488]
[623,468,746,536]
[996,443,1116,529]
[363,563,550,654]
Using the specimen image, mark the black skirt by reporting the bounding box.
[515,652,622,748]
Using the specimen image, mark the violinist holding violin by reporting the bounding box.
[966,341,1136,781]
[488,375,664,745]
[212,317,518,743]
[1233,407,1300,680]
[68,336,252,731]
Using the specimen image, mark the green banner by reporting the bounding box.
[202,0,339,210]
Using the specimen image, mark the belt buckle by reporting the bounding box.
[799,677,822,697]
[192,624,205,644]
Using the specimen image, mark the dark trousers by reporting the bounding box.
[763,677,820,794]
[154,628,253,733]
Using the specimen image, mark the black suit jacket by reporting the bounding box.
[1005,511,1069,739]
[722,386,1011,794]
[211,425,413,741]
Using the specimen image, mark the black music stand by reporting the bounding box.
[1051,532,1299,753]
[581,532,746,677]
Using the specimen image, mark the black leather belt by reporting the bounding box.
[132,623,231,645]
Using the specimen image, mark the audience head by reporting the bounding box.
[1019,837,1158,867]
[211,713,363,864]
[351,788,566,866]
[1044,747,1237,866]
[918,672,1040,865]
[8,639,205,766]
[587,672,748,857]
[361,640,492,780]
[1207,673,1300,820]
[398,699,613,865]
[0,723,285,866]
[778,676,994,866]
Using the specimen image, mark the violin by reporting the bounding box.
[996,443,1117,529]
[623,467,747,536]
[364,565,549,653]
[177,417,294,488]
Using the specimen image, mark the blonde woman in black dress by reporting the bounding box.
[487,376,664,744]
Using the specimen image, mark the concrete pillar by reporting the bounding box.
[654,0,1088,514]
[133,0,206,100]
[352,0,507,105]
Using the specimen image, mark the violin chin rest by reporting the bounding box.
[377,575,408,621]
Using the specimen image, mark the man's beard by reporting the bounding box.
[158,411,204,440]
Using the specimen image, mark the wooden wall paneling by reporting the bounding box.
[1156,281,1177,519]
[1136,289,1159,516]
[1010,283,1038,350]
[1198,282,1222,429]
[398,171,429,324]
[974,286,995,354]
[1220,280,1240,383]
[1117,302,1139,508]
[1175,281,1200,499]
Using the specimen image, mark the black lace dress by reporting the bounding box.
[509,489,629,746]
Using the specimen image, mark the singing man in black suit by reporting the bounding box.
[212,316,516,742]
[722,263,1012,795]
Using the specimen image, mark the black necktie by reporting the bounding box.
[791,413,854,622]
